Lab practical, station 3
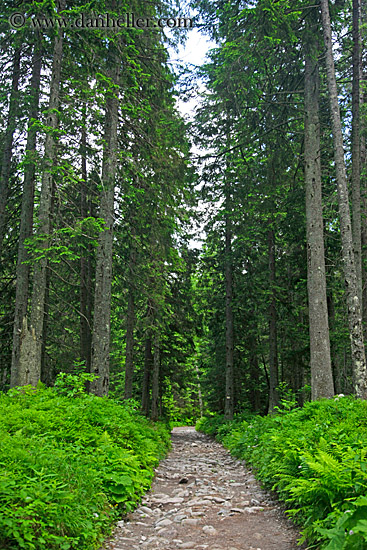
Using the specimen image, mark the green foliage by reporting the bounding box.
[0,385,171,549]
[273,382,300,414]
[317,496,367,549]
[196,410,254,441]
[53,371,97,397]
[197,397,367,548]
[24,217,106,265]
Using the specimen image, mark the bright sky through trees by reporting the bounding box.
[168,26,216,120]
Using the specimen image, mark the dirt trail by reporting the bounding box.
[103,426,304,550]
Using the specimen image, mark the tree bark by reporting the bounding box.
[250,350,261,412]
[0,48,21,259]
[150,331,160,421]
[124,278,135,399]
[40,259,52,385]
[360,0,367,339]
[224,201,234,420]
[80,119,92,371]
[90,61,120,396]
[195,363,204,418]
[352,0,363,307]
[11,44,42,387]
[328,291,343,393]
[304,48,334,399]
[268,226,279,412]
[142,335,152,416]
[320,0,367,398]
[361,124,367,342]
[17,33,63,387]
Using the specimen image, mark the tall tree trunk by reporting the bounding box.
[361,124,367,342]
[150,331,160,421]
[195,363,204,418]
[304,48,334,399]
[0,48,21,259]
[268,226,279,412]
[320,0,367,399]
[295,359,305,407]
[224,205,234,420]
[352,0,362,306]
[250,350,261,412]
[40,260,52,385]
[80,119,92,371]
[17,33,63,387]
[360,0,367,339]
[328,291,343,393]
[124,278,135,399]
[142,335,152,416]
[11,44,42,387]
[90,61,120,396]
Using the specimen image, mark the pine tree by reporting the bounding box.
[304,38,334,399]
[11,42,42,387]
[18,31,64,386]
[320,0,367,398]
[90,56,120,396]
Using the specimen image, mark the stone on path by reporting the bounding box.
[202,525,217,535]
[102,426,305,550]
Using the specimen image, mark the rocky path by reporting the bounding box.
[104,427,304,550]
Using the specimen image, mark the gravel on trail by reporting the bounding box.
[103,426,305,550]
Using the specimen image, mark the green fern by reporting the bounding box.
[197,397,367,548]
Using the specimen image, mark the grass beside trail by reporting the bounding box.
[0,380,170,550]
[197,397,367,549]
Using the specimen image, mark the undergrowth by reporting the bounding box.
[197,396,367,549]
[0,378,171,550]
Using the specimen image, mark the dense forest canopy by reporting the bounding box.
[1,0,367,420]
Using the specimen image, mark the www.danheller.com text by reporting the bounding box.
[8,11,194,30]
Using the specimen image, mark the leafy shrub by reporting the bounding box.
[196,410,254,439]
[197,397,367,548]
[0,381,170,549]
[53,371,96,397]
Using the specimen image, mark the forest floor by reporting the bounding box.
[103,426,306,550]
